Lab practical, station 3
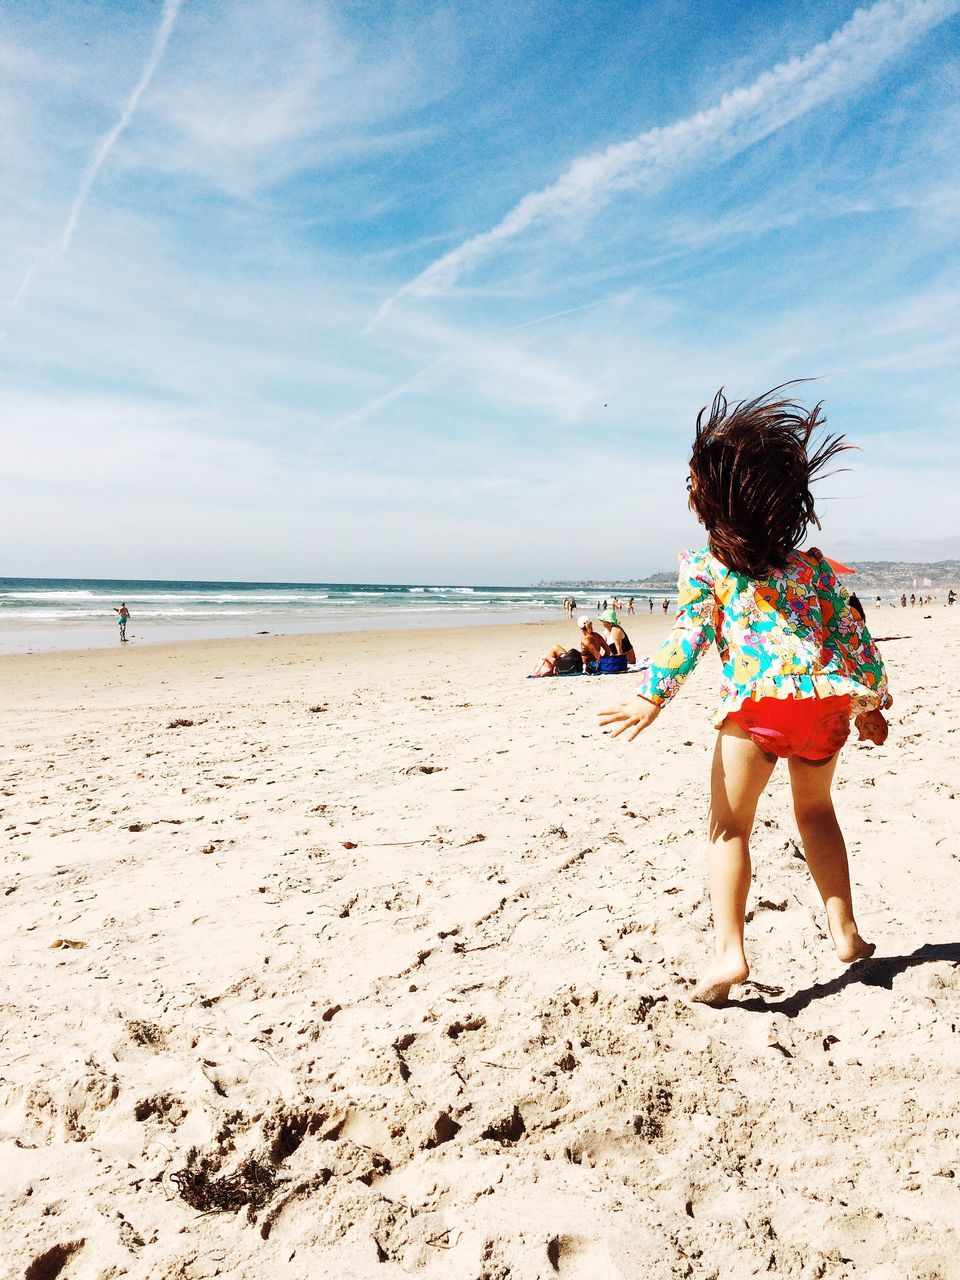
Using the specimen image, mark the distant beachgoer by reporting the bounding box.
[114,602,130,642]
[900,593,907,608]
[875,596,881,606]
[578,617,611,670]
[649,597,654,613]
[949,589,957,607]
[602,599,608,612]
[598,609,636,664]
[627,597,635,615]
[570,597,577,614]
[599,386,889,1003]
[661,598,669,614]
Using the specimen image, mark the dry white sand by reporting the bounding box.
[2,609,959,1279]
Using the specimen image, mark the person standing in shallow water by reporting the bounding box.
[599,385,890,1004]
[114,602,130,642]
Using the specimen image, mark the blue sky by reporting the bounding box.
[2,0,959,582]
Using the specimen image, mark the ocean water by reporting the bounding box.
[0,578,668,654]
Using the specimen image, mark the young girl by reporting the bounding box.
[600,387,890,1004]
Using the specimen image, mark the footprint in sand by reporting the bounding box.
[23,1239,85,1280]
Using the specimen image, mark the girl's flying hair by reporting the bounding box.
[688,384,852,578]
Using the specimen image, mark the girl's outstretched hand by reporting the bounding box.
[855,710,889,745]
[599,696,660,741]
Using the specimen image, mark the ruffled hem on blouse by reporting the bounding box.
[713,671,884,726]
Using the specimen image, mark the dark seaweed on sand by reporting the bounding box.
[170,1157,277,1214]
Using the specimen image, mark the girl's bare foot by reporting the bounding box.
[691,954,750,1004]
[831,925,876,964]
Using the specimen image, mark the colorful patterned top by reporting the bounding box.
[635,547,888,725]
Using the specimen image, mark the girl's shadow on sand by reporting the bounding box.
[734,941,960,1017]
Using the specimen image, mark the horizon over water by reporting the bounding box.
[0,576,674,654]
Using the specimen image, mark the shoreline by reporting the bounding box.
[0,604,674,659]
[3,579,954,659]
[1,590,947,659]
[0,609,566,657]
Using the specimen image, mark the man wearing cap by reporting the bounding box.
[578,617,611,670]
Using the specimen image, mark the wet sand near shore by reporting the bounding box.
[2,610,959,1278]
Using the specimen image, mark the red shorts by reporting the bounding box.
[724,695,851,761]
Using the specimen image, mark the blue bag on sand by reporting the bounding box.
[598,653,628,674]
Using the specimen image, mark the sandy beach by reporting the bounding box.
[2,609,959,1279]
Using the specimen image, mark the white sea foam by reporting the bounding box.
[0,590,98,601]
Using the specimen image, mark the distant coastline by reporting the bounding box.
[539,558,960,592]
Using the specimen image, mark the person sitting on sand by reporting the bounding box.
[531,644,583,677]
[578,617,610,670]
[599,385,890,1004]
[598,609,636,664]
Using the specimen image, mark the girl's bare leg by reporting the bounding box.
[692,725,777,1003]
[788,753,875,962]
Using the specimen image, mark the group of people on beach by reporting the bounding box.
[533,608,637,677]
[564,593,672,619]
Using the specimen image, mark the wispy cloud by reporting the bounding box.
[9,0,183,308]
[323,357,450,440]
[326,296,624,438]
[371,0,960,328]
[132,0,452,199]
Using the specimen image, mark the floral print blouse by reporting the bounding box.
[635,547,888,725]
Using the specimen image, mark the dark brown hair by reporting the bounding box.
[688,384,851,578]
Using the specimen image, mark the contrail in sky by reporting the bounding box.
[330,293,623,437]
[369,0,960,329]
[10,0,184,308]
